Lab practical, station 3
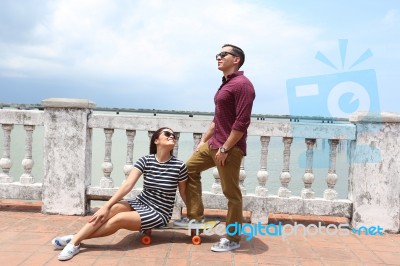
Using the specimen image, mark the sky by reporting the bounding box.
[0,0,399,116]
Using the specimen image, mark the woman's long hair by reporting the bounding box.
[149,127,174,155]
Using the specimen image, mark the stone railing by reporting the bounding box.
[0,98,399,233]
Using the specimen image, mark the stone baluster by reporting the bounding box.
[148,131,155,140]
[239,157,247,195]
[100,128,114,188]
[211,167,222,194]
[123,130,136,181]
[193,133,202,150]
[301,138,316,199]
[278,137,293,197]
[256,136,270,196]
[0,124,13,183]
[20,125,35,184]
[324,139,339,200]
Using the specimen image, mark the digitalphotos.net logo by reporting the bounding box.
[188,220,384,241]
[286,39,382,166]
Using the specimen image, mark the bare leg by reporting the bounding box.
[71,201,141,245]
[87,211,141,239]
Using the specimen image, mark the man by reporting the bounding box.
[175,44,255,252]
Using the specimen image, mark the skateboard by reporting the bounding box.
[140,220,220,245]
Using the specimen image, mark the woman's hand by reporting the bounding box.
[88,206,111,225]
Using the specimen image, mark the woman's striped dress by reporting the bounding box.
[128,154,188,231]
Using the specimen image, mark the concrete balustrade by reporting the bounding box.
[0,98,399,233]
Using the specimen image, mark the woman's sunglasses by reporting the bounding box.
[162,130,176,139]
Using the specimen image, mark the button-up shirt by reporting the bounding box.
[208,71,255,155]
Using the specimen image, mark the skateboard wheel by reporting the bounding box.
[192,235,202,245]
[141,235,151,245]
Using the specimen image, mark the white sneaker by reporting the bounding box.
[173,217,205,229]
[58,243,80,261]
[51,235,73,249]
[211,238,240,252]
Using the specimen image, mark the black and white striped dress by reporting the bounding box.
[128,154,188,231]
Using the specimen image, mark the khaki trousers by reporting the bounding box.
[185,144,244,242]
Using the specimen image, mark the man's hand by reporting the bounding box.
[215,150,228,166]
[195,141,206,152]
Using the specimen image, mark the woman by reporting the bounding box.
[52,127,188,261]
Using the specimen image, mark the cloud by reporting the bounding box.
[0,2,303,111]
[1,0,319,75]
[383,9,399,26]
[0,0,51,43]
[9,0,399,114]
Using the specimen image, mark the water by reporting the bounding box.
[1,111,349,199]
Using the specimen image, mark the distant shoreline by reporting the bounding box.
[0,102,348,122]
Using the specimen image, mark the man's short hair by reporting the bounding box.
[222,44,245,69]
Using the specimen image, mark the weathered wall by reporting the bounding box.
[349,112,400,233]
[41,98,94,215]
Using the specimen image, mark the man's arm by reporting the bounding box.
[221,129,244,151]
[215,129,244,166]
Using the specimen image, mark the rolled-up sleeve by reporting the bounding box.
[232,81,255,132]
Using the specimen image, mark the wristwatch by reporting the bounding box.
[219,147,229,153]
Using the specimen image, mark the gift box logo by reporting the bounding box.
[286,39,381,167]
[286,69,379,118]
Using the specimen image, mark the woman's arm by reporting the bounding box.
[178,180,187,206]
[89,168,142,224]
[103,168,142,209]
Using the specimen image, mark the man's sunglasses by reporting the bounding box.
[215,51,238,60]
[162,131,176,139]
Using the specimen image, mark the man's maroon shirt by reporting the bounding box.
[208,71,255,155]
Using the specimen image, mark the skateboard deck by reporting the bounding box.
[141,220,220,245]
[160,220,220,230]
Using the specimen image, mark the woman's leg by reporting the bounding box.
[71,201,141,245]
[87,209,141,239]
